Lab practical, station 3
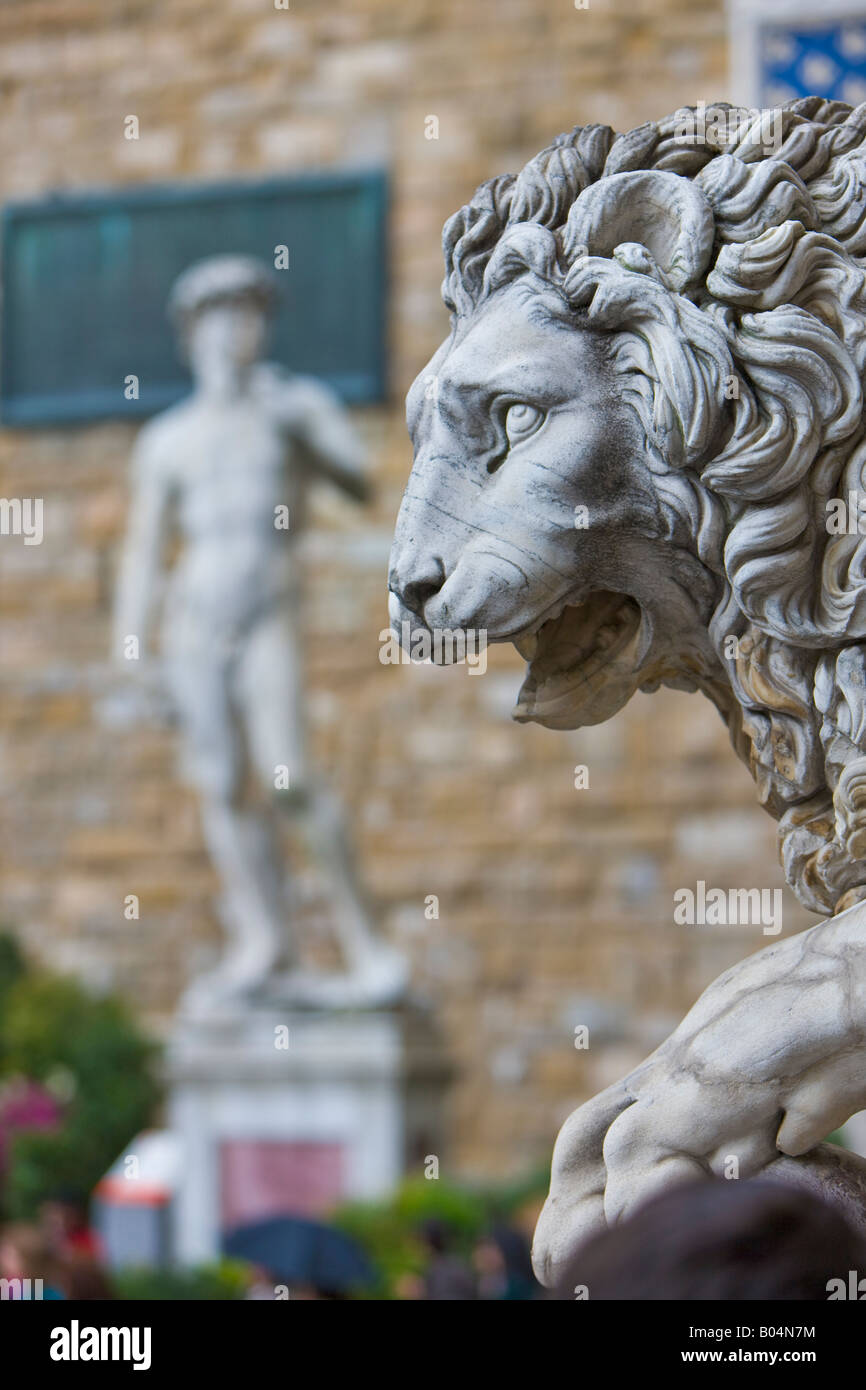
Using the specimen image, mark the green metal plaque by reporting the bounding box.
[0,170,387,425]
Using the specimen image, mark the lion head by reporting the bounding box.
[389,98,866,917]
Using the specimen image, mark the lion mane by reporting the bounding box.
[439,98,866,917]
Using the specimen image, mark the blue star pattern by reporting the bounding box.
[760,20,866,107]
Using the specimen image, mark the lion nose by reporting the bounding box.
[390,556,446,620]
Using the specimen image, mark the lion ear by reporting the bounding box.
[561,170,715,292]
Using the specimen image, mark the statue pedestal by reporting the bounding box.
[166,1005,451,1265]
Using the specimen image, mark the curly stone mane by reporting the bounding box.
[441,99,866,916]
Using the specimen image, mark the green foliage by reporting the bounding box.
[333,1170,547,1299]
[0,933,25,1009]
[113,1259,249,1301]
[333,1182,481,1298]
[473,1162,551,1220]
[392,1175,487,1236]
[825,1128,849,1148]
[0,931,161,1220]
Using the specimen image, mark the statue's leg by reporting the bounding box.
[197,797,293,981]
[165,639,290,1007]
[236,610,385,973]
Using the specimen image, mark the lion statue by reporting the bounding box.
[389,98,866,1290]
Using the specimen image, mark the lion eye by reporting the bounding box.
[504,402,544,444]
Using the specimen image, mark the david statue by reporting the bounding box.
[389,98,866,1287]
[114,254,406,1015]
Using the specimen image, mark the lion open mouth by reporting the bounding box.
[513,590,643,728]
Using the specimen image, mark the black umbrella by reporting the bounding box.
[224,1215,375,1293]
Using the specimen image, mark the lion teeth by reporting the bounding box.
[516,592,639,674]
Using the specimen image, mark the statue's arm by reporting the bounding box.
[290,380,371,504]
[112,428,174,663]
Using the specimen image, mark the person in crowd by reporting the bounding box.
[0,1222,66,1299]
[39,1193,101,1259]
[39,1195,114,1298]
[417,1217,477,1300]
[473,1223,538,1299]
[60,1250,115,1300]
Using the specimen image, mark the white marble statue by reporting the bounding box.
[389,99,866,1287]
[114,254,406,1014]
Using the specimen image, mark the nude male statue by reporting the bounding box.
[113,254,406,1014]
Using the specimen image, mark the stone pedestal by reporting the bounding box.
[165,1005,451,1265]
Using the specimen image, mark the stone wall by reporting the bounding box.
[0,0,814,1180]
